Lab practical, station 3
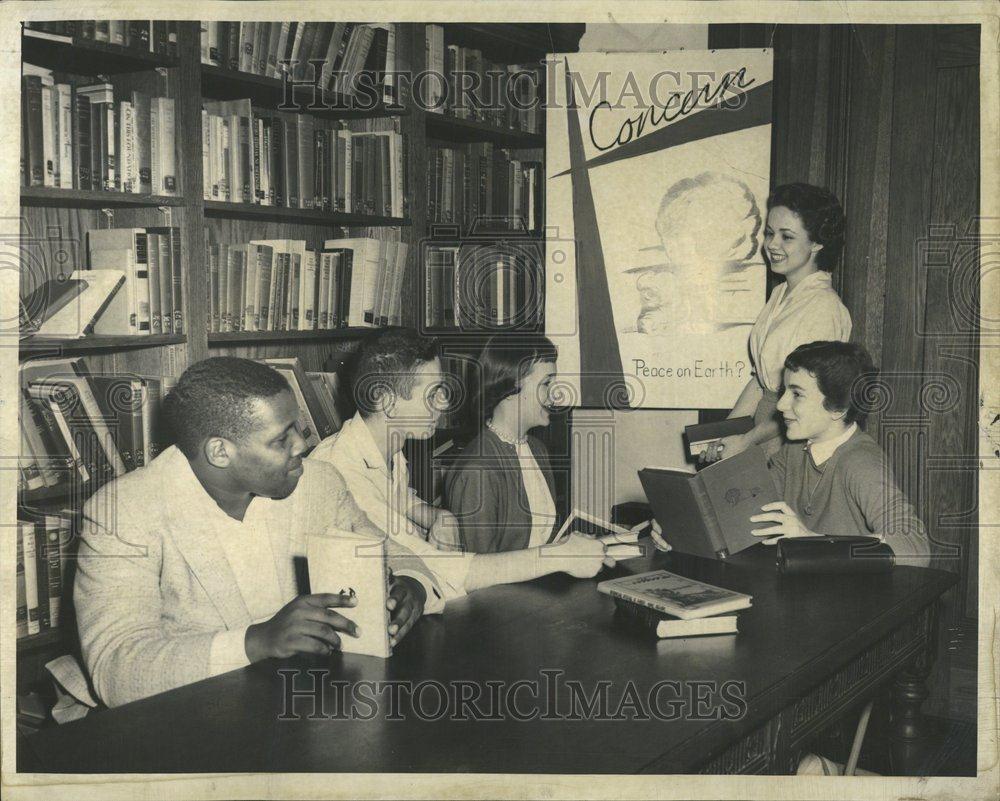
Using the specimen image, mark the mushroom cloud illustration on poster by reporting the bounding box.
[544,50,774,409]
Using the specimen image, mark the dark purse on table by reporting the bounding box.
[776,536,895,575]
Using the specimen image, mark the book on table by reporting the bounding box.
[305,527,392,658]
[612,597,739,639]
[597,569,752,620]
[638,445,779,560]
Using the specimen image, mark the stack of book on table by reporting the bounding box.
[598,570,752,639]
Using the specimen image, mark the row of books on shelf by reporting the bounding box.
[425,24,544,132]
[423,243,544,330]
[205,235,409,333]
[17,356,347,498]
[21,226,184,340]
[427,143,542,232]
[16,511,73,639]
[24,20,180,56]
[199,21,400,100]
[22,65,177,195]
[202,101,408,215]
[257,359,346,448]
[18,358,175,494]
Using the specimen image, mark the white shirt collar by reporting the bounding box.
[342,412,407,477]
[808,423,858,466]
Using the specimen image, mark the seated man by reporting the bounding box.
[750,340,932,567]
[308,328,612,612]
[74,357,432,708]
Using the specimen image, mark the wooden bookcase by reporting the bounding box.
[16,19,584,714]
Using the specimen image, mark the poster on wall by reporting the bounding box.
[544,50,773,409]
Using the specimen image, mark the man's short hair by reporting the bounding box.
[352,328,439,417]
[784,341,878,426]
[163,357,290,458]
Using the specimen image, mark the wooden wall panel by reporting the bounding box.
[839,26,896,428]
[709,23,981,626]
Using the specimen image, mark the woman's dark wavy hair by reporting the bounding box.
[767,183,846,270]
[475,334,558,422]
[784,341,879,426]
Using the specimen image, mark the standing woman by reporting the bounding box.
[702,183,852,463]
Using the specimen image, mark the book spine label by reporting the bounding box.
[16,531,27,638]
[21,524,40,635]
[605,587,675,617]
[44,523,62,628]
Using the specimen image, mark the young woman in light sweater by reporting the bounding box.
[750,341,932,567]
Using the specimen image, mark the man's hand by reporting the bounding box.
[750,501,817,544]
[245,592,359,662]
[387,573,425,648]
[698,433,749,465]
[544,532,613,578]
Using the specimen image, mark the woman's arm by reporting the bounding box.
[700,378,778,463]
[729,376,762,419]
[443,462,503,553]
[464,534,610,591]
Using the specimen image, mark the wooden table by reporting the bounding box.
[20,546,956,774]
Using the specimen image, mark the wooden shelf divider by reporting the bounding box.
[203,200,409,227]
[208,328,382,345]
[21,187,186,209]
[200,64,407,120]
[19,334,187,358]
[22,28,179,73]
[425,113,543,147]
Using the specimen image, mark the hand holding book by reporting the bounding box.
[245,592,360,661]
[699,432,751,465]
[749,501,818,544]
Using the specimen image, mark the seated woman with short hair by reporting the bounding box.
[751,341,932,567]
[444,334,562,553]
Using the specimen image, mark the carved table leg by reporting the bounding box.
[889,603,939,774]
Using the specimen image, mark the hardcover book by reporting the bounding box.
[683,416,755,458]
[597,569,752,620]
[305,528,392,658]
[612,597,739,639]
[638,446,779,560]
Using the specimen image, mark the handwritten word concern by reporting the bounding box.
[589,67,756,152]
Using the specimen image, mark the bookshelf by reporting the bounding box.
[15,18,583,722]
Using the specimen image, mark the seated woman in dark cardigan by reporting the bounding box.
[444,335,564,553]
[750,340,932,567]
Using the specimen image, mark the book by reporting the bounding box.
[20,522,41,635]
[683,416,755,458]
[24,270,127,338]
[548,510,645,559]
[549,509,626,543]
[16,531,28,639]
[612,597,739,638]
[597,569,752,620]
[260,357,335,441]
[305,528,392,658]
[638,446,779,560]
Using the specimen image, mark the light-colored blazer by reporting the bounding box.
[73,446,434,708]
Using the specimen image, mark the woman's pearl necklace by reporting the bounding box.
[487,418,528,446]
